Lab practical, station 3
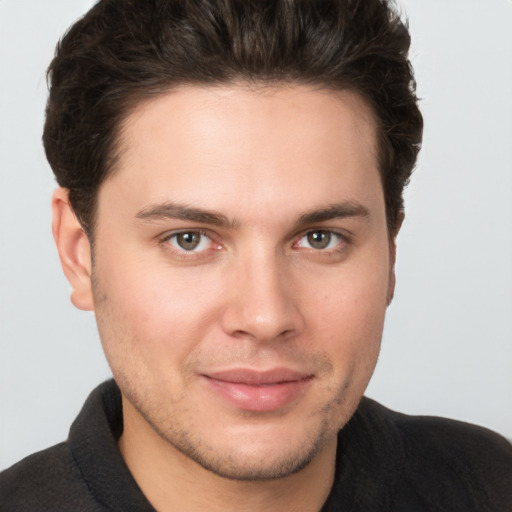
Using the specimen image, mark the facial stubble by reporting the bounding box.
[91,266,377,482]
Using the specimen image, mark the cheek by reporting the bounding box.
[92,250,224,366]
[308,261,389,372]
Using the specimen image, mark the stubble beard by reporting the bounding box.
[121,380,338,482]
[92,269,369,483]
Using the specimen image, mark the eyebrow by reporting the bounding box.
[135,200,370,228]
[135,202,236,228]
[297,202,371,225]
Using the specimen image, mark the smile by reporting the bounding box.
[201,368,314,412]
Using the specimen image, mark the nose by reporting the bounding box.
[220,254,305,343]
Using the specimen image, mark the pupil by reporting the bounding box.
[307,231,330,249]
[177,232,200,250]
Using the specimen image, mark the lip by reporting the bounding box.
[201,368,313,412]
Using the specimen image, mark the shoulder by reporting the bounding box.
[0,442,100,511]
[358,396,512,460]
[374,399,512,473]
[359,397,512,511]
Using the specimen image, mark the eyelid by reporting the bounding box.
[159,228,222,256]
[293,228,351,251]
[156,226,351,258]
[160,227,213,240]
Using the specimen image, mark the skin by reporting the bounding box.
[53,85,398,512]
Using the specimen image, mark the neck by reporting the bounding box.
[119,397,337,512]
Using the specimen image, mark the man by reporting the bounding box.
[0,0,510,510]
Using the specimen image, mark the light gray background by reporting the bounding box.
[1,0,511,470]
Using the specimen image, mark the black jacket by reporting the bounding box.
[1,380,511,511]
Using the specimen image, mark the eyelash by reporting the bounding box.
[159,228,350,259]
[160,229,219,258]
[294,230,348,253]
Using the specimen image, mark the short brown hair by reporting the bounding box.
[43,0,423,236]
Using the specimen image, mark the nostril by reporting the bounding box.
[219,272,305,342]
[229,327,295,342]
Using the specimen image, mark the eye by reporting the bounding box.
[167,231,212,252]
[297,230,344,250]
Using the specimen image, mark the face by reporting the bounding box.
[84,85,395,480]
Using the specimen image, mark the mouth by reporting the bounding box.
[201,368,314,412]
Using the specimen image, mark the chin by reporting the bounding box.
[153,403,344,482]
[172,433,325,481]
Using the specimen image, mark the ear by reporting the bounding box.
[386,211,405,306]
[52,188,94,311]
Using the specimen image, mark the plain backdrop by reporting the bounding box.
[1,0,511,470]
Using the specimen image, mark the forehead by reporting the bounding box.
[119,84,378,162]
[101,84,382,222]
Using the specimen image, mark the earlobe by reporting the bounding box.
[386,211,404,305]
[387,266,396,305]
[52,188,94,311]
